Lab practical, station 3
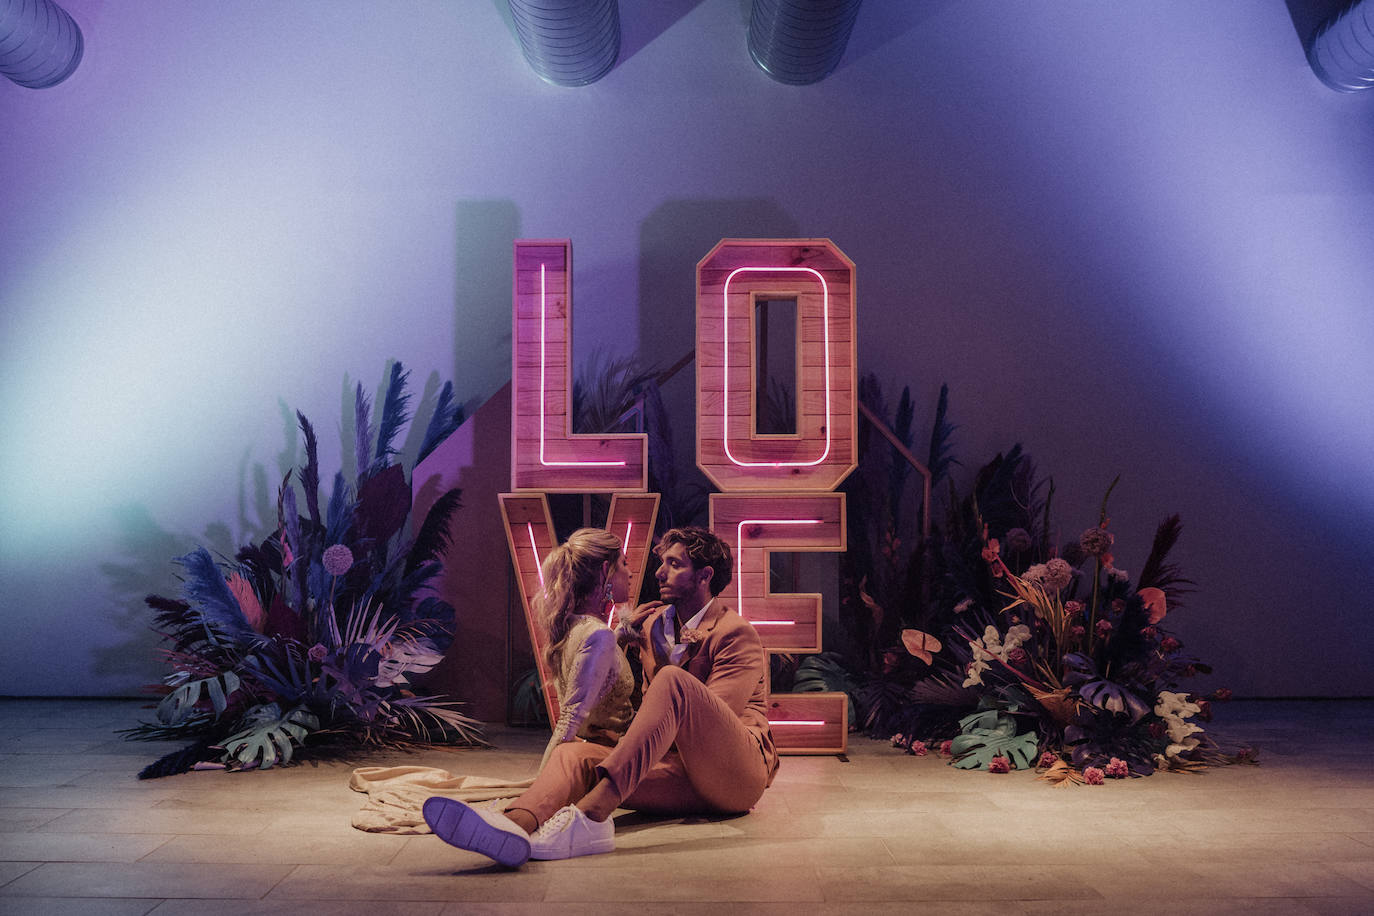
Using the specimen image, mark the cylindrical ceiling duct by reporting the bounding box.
[0,0,84,89]
[1308,0,1374,92]
[748,0,862,86]
[506,0,620,87]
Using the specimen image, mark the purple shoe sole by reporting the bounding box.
[422,797,531,867]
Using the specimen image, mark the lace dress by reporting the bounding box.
[540,615,635,770]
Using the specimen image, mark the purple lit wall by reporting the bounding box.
[1,1,1370,698]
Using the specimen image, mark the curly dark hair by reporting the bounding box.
[654,526,733,597]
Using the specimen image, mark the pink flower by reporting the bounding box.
[890,733,907,747]
[1083,766,1105,785]
[1212,687,1233,702]
[1196,699,1213,721]
[1160,636,1182,653]
[322,544,354,576]
[1079,527,1114,557]
[1234,746,1259,764]
[1140,625,1158,640]
[939,740,954,757]
[1064,600,1085,619]
[1095,619,1114,638]
[909,740,929,757]
[981,539,1001,565]
[1147,721,1167,739]
[1044,558,1074,591]
[679,627,705,645]
[988,755,1011,774]
[308,643,328,662]
[1105,757,1129,778]
[1037,751,1060,768]
[1070,625,1087,640]
[1006,647,1029,667]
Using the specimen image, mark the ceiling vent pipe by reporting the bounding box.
[1308,0,1374,91]
[0,0,83,89]
[748,0,862,85]
[506,0,619,87]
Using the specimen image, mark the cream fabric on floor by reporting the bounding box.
[348,765,534,833]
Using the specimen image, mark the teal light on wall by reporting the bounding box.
[0,0,84,89]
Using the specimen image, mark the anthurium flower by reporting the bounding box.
[901,628,942,665]
[1138,587,1167,624]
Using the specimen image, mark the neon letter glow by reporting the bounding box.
[695,239,857,493]
[511,239,646,492]
[723,267,831,468]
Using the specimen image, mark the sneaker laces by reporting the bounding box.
[533,806,577,838]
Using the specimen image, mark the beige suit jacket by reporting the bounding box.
[641,599,779,786]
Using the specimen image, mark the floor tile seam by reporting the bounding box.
[0,859,42,889]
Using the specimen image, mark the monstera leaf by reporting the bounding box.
[220,703,319,770]
[949,709,1039,770]
[157,672,241,726]
[1079,679,1151,722]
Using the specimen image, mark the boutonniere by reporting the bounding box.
[679,627,705,645]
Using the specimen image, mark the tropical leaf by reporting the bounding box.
[926,382,959,490]
[297,411,322,526]
[354,382,373,484]
[173,548,256,646]
[372,361,412,473]
[324,471,354,547]
[356,463,411,551]
[793,652,860,726]
[137,737,221,780]
[157,671,242,726]
[1078,679,1150,722]
[910,674,980,707]
[406,488,462,576]
[1036,758,1085,788]
[374,634,445,688]
[1137,514,1195,609]
[220,703,318,770]
[949,709,1039,770]
[416,380,464,465]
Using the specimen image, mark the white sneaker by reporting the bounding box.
[422,796,531,867]
[528,804,615,860]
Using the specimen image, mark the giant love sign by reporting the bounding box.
[499,238,855,753]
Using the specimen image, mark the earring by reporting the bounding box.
[603,581,614,604]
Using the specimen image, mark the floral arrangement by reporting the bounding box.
[832,378,1246,783]
[126,363,485,777]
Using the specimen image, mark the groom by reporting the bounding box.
[422,526,778,865]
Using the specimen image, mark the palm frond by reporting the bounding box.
[405,488,463,576]
[416,380,464,465]
[297,411,322,526]
[354,382,373,484]
[372,361,412,471]
[136,737,221,780]
[174,548,256,646]
[325,471,354,546]
[926,383,960,489]
[1137,514,1195,608]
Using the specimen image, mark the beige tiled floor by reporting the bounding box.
[0,698,1371,914]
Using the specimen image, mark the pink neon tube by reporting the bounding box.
[721,266,832,468]
[526,522,544,587]
[735,518,821,623]
[539,263,627,468]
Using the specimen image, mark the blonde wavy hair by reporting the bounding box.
[536,528,622,671]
